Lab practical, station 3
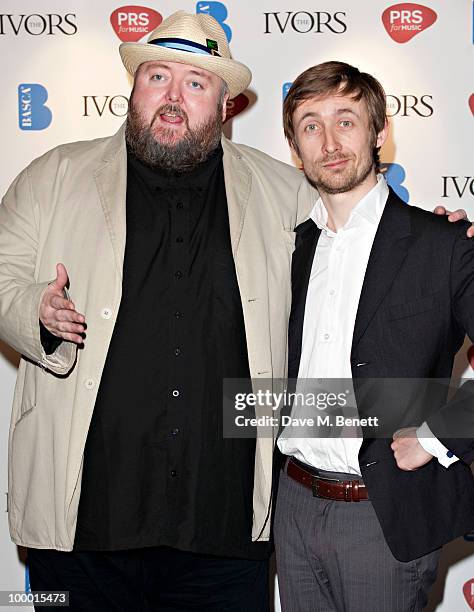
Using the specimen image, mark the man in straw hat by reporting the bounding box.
[0,9,315,611]
[0,10,470,612]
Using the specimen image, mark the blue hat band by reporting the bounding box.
[148,37,221,57]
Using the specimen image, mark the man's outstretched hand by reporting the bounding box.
[434,206,474,237]
[39,263,86,344]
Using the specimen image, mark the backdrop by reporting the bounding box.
[0,1,473,610]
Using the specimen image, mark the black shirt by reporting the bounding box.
[74,146,269,560]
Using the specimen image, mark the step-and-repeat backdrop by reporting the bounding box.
[0,1,473,610]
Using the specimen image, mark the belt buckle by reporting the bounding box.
[311,475,340,498]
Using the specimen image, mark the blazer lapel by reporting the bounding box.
[351,189,416,353]
[288,219,321,379]
[93,124,128,281]
[222,137,252,256]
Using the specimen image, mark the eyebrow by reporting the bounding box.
[297,107,360,124]
[142,63,210,80]
[188,69,210,81]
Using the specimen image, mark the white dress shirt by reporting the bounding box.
[278,175,457,473]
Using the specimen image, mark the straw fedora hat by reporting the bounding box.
[119,10,252,99]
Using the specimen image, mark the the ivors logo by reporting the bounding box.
[110,6,162,42]
[382,4,436,43]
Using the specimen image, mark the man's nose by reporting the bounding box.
[322,128,341,154]
[166,82,183,103]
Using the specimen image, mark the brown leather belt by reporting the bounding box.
[286,457,369,502]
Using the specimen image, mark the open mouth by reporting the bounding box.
[159,113,184,125]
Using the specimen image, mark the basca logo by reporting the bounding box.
[83,95,129,117]
[463,578,474,611]
[110,6,162,42]
[386,94,433,117]
[380,163,409,202]
[442,176,474,198]
[0,13,77,35]
[282,82,293,101]
[382,3,437,43]
[264,11,347,34]
[224,94,249,122]
[196,2,231,42]
[18,84,52,130]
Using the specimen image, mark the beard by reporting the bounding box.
[302,145,375,195]
[125,100,223,173]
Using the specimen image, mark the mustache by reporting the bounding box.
[320,153,350,164]
[150,104,189,128]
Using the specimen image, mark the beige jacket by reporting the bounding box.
[0,125,314,550]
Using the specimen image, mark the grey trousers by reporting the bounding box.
[274,467,440,612]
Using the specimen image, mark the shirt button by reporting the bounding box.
[101,308,112,319]
[324,333,330,340]
[174,311,182,319]
[84,378,95,390]
[171,428,180,436]
[172,389,180,397]
[176,236,184,243]
[329,289,335,296]
[175,270,182,280]
[174,347,181,356]
[176,202,184,209]
[170,470,177,478]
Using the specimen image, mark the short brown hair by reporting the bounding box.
[283,61,387,168]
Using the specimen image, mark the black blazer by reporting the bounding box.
[288,188,474,561]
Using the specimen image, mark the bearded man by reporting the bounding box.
[0,10,315,611]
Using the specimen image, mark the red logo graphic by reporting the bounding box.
[382,4,437,43]
[469,94,474,116]
[224,94,249,123]
[110,6,162,42]
[464,579,474,611]
[468,345,474,370]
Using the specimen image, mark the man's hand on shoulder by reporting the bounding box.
[391,427,433,471]
[433,206,474,237]
[39,263,86,345]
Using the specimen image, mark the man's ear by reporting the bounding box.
[376,118,389,149]
[221,92,230,122]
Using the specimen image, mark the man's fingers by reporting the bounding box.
[468,225,474,238]
[433,206,447,215]
[57,331,85,344]
[54,263,69,291]
[54,308,85,324]
[54,320,85,334]
[49,294,77,312]
[447,208,467,222]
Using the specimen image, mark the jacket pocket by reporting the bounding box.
[387,294,439,321]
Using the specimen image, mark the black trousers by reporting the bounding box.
[27,546,269,612]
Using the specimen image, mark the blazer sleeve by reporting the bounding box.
[0,165,76,375]
[427,222,474,464]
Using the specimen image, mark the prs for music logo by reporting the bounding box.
[382,4,437,43]
[464,579,474,611]
[110,6,162,42]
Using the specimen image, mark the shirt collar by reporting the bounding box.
[310,174,389,236]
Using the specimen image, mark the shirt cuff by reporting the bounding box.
[416,422,459,468]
